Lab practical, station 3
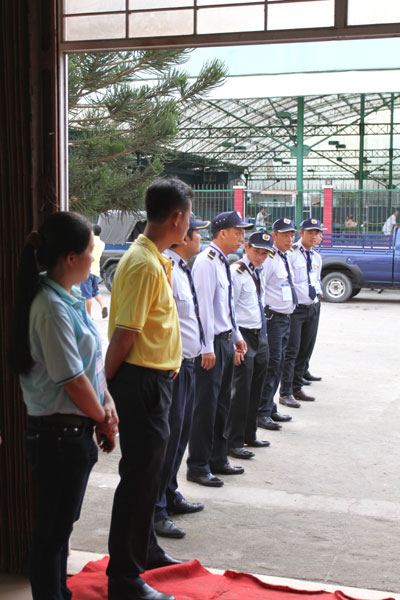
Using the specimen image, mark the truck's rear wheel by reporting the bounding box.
[322,272,353,303]
[103,263,117,292]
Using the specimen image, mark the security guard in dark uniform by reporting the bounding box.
[226,231,273,459]
[280,218,324,404]
[257,218,297,431]
[187,211,253,487]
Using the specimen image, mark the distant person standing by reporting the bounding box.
[80,224,108,318]
[256,207,265,229]
[382,208,399,235]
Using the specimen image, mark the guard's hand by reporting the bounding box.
[235,340,247,356]
[234,350,245,366]
[201,352,216,370]
[95,425,117,453]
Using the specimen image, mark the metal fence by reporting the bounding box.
[192,187,400,234]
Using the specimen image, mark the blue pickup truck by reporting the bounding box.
[318,230,400,302]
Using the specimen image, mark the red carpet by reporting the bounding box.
[67,557,395,600]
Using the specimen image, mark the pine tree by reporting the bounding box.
[68,50,227,215]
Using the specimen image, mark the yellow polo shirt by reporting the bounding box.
[108,234,181,371]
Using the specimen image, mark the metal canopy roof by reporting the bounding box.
[170,91,400,186]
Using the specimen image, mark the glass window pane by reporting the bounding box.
[268,0,334,30]
[64,14,126,40]
[197,0,261,4]
[64,0,125,14]
[129,9,194,37]
[348,0,400,25]
[197,5,264,34]
[130,0,193,8]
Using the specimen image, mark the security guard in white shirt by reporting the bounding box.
[187,211,252,487]
[155,214,210,540]
[225,232,273,460]
[257,218,297,431]
[280,218,324,405]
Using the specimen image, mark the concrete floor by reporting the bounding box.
[4,286,400,598]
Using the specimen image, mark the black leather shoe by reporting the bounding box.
[304,371,322,381]
[154,518,185,539]
[228,447,255,459]
[301,378,312,386]
[108,576,175,600]
[293,389,315,402]
[245,439,270,448]
[279,394,301,408]
[212,462,244,475]
[168,498,204,515]
[271,411,292,423]
[257,416,282,430]
[147,552,184,571]
[187,472,224,487]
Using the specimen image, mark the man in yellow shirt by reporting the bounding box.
[105,178,192,600]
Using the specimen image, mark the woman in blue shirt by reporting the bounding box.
[9,211,118,600]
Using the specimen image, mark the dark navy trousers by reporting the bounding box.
[258,312,291,418]
[280,302,320,395]
[155,359,196,522]
[107,363,173,589]
[226,328,269,448]
[187,337,234,476]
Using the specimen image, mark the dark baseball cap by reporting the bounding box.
[299,218,325,231]
[248,231,274,249]
[211,211,254,233]
[189,214,210,230]
[272,217,296,233]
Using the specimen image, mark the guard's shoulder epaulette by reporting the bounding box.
[268,249,276,258]
[288,246,295,252]
[237,264,246,274]
[313,248,321,255]
[207,249,216,260]
[292,244,298,250]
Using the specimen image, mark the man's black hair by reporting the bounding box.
[93,224,101,235]
[145,178,192,224]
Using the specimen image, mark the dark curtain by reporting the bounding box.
[0,0,59,573]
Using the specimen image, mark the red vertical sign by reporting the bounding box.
[323,187,333,235]
[233,186,245,218]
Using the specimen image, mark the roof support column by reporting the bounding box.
[358,93,365,229]
[296,96,304,228]
[389,93,394,209]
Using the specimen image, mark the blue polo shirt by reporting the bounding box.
[19,276,105,416]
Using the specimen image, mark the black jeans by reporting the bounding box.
[25,420,97,600]
[258,312,291,418]
[107,363,173,591]
[226,328,269,447]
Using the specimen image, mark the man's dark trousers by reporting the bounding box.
[280,303,320,395]
[226,328,269,447]
[107,362,173,590]
[155,359,195,521]
[187,337,234,476]
[303,301,321,376]
[258,313,291,418]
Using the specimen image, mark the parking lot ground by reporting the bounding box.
[68,287,400,595]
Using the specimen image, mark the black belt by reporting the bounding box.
[297,303,313,309]
[240,327,262,335]
[27,414,95,427]
[265,308,291,318]
[143,367,177,379]
[215,330,233,340]
[182,357,196,363]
